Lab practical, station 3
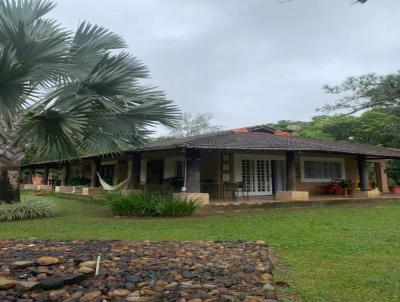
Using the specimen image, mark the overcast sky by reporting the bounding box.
[50,0,400,131]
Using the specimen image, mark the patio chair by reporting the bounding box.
[236,181,250,200]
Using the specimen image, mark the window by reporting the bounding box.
[301,158,344,182]
[221,153,232,182]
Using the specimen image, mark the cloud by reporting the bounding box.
[50,0,400,129]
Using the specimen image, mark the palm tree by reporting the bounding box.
[0,0,179,203]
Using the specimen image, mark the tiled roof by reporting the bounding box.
[137,128,400,158]
[23,126,400,167]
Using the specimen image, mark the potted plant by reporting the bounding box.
[389,178,400,194]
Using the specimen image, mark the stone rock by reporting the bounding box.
[126,293,149,302]
[12,261,34,268]
[77,267,94,275]
[243,265,255,273]
[70,291,84,299]
[62,274,87,285]
[260,273,273,282]
[112,288,130,297]
[38,277,65,290]
[0,277,17,290]
[220,294,235,301]
[15,281,39,291]
[36,273,47,280]
[48,289,68,300]
[255,240,266,246]
[37,266,52,274]
[264,290,278,300]
[256,263,266,273]
[36,256,60,266]
[165,282,178,290]
[126,275,141,283]
[78,261,97,269]
[84,290,102,300]
[262,283,275,292]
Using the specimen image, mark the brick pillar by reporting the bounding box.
[375,160,389,193]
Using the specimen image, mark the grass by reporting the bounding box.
[1,193,400,301]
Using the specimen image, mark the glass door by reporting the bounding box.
[241,159,272,195]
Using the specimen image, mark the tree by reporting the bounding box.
[0,0,179,203]
[323,73,400,114]
[170,113,223,138]
[269,110,400,147]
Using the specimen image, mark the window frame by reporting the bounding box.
[300,156,345,183]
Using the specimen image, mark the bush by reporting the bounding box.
[154,194,199,217]
[107,192,199,217]
[0,201,56,221]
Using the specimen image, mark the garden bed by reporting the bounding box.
[0,239,277,301]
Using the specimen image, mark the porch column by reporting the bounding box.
[128,154,141,188]
[375,160,389,193]
[272,160,284,193]
[42,166,49,185]
[357,155,369,192]
[285,151,296,191]
[185,149,201,193]
[90,158,100,188]
[60,163,69,186]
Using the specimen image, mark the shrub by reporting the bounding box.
[107,192,200,217]
[0,201,56,221]
[155,194,199,217]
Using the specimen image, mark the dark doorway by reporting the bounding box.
[100,165,115,185]
[146,160,164,185]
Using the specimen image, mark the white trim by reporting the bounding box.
[234,153,284,196]
[164,156,185,179]
[234,153,285,183]
[300,156,345,183]
[140,159,147,184]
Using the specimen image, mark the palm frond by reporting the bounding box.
[0,0,70,86]
[67,22,127,78]
[0,0,55,25]
[0,46,32,122]
[0,0,179,162]
[18,109,87,159]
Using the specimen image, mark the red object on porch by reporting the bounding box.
[324,179,346,195]
[390,185,400,194]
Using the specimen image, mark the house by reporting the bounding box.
[22,125,400,203]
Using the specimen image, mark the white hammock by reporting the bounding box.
[97,172,129,191]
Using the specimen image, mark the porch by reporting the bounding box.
[22,147,392,205]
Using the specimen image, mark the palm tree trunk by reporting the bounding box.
[0,124,24,203]
[0,168,20,203]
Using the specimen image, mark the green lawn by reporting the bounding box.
[1,194,400,301]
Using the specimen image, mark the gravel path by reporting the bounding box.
[0,239,278,301]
